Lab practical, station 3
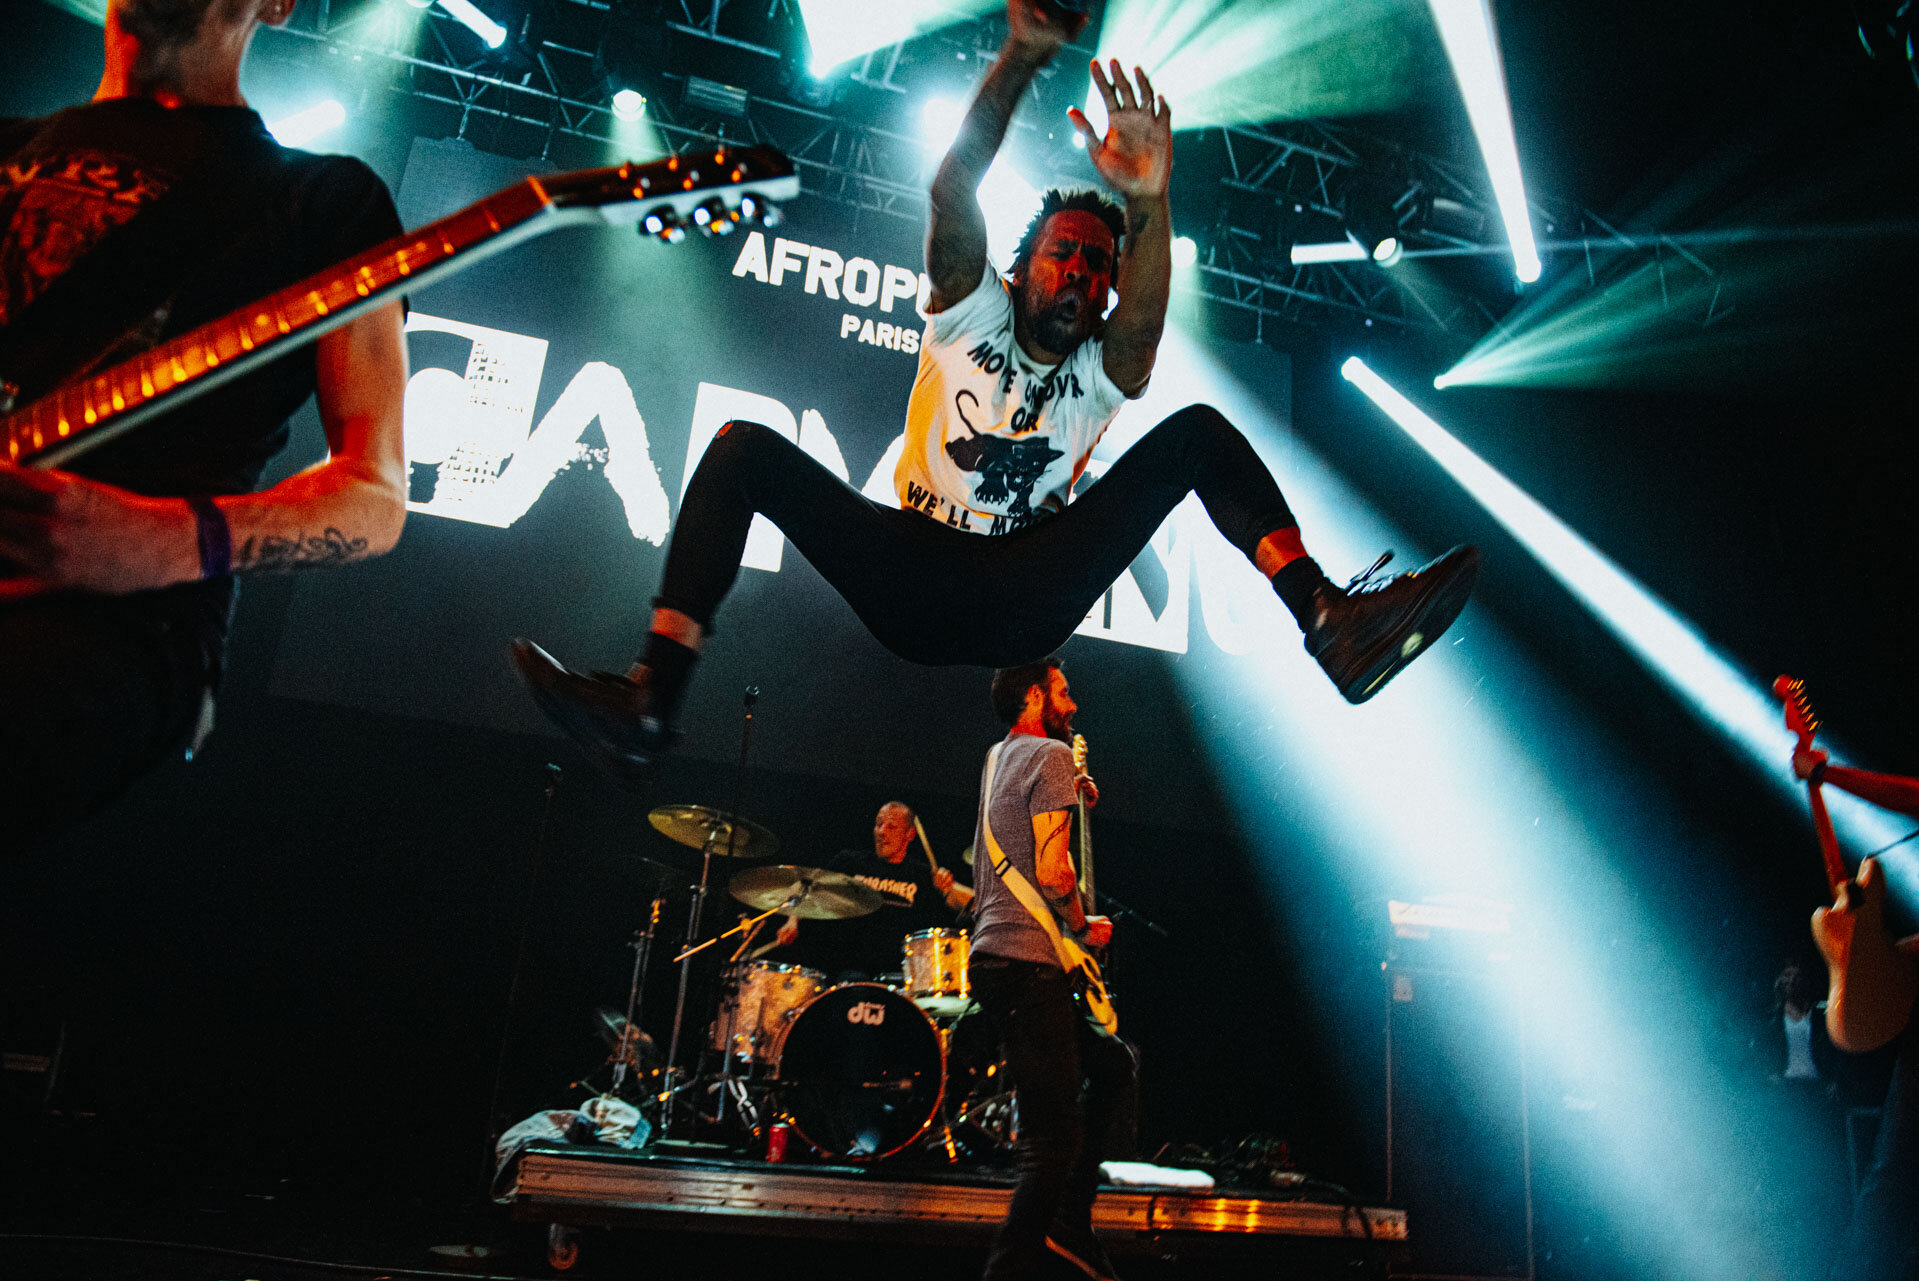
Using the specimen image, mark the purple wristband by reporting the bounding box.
[187,495,232,580]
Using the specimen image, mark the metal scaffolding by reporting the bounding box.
[259,1,1733,340]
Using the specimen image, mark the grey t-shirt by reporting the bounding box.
[970,733,1080,966]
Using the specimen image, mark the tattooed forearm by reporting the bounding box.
[235,527,372,573]
[1127,205,1151,240]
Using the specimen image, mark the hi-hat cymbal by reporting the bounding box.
[728,865,883,920]
[648,804,778,859]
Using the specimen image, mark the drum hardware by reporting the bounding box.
[901,928,976,1019]
[710,961,826,1065]
[661,687,765,1139]
[672,866,882,964]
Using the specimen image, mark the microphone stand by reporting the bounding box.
[480,762,562,1187]
[610,889,666,1098]
[1095,889,1168,937]
[660,687,758,1138]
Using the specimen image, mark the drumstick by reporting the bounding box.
[913,815,941,877]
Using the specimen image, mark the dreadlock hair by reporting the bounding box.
[990,655,1064,725]
[1010,189,1126,277]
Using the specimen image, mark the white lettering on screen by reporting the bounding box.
[400,313,1275,655]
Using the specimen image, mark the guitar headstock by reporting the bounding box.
[1773,674,1821,746]
[543,145,799,243]
[1071,733,1088,776]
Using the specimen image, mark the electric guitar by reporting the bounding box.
[1071,732,1101,941]
[1775,674,1918,1052]
[2,146,798,469]
[1065,732,1117,1034]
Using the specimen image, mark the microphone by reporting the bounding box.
[743,686,759,708]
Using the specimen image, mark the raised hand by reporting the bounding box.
[1069,59,1172,201]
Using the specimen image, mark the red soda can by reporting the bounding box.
[766,1122,789,1163]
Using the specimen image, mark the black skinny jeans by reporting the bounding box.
[968,956,1138,1280]
[655,403,1298,666]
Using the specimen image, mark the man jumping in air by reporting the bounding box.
[512,0,1480,783]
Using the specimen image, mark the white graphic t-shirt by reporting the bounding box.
[896,263,1130,535]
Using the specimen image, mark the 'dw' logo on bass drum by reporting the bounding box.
[845,1001,887,1026]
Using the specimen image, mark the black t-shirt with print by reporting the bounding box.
[779,847,957,981]
[0,98,402,651]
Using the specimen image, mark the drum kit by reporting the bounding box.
[602,803,1016,1164]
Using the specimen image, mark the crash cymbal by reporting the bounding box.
[728,865,883,920]
[647,804,778,859]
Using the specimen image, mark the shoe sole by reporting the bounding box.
[509,639,664,790]
[1336,547,1480,705]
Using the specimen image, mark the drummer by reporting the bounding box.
[772,802,972,978]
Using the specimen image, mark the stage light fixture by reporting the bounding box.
[1338,356,1910,866]
[1290,237,1369,265]
[1372,235,1403,266]
[437,0,505,48]
[1171,235,1198,269]
[1426,0,1541,282]
[266,99,346,148]
[611,89,646,122]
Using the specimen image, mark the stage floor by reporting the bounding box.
[505,1143,1405,1272]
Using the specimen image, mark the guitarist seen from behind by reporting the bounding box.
[1790,744,1919,1281]
[1,0,408,852]
[969,656,1134,1281]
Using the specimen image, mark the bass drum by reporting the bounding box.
[776,983,944,1161]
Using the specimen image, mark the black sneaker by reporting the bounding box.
[510,638,679,785]
[1045,1222,1120,1281]
[1303,545,1480,704]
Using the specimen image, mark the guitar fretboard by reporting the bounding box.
[3,180,558,468]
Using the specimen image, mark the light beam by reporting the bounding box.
[1290,237,1369,264]
[1426,0,1540,282]
[266,99,346,148]
[1339,356,1913,877]
[438,0,505,49]
[797,0,996,75]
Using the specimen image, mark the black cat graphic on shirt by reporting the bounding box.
[944,389,1064,520]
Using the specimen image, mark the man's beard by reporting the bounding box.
[1041,703,1073,743]
[1021,285,1093,355]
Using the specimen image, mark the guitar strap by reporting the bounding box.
[978,741,1093,978]
[0,109,284,408]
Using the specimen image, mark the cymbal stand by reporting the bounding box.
[671,887,807,965]
[611,891,666,1097]
[694,887,806,1131]
[660,687,758,1138]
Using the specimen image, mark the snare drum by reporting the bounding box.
[902,928,973,1017]
[775,983,944,1160]
[711,961,825,1064]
